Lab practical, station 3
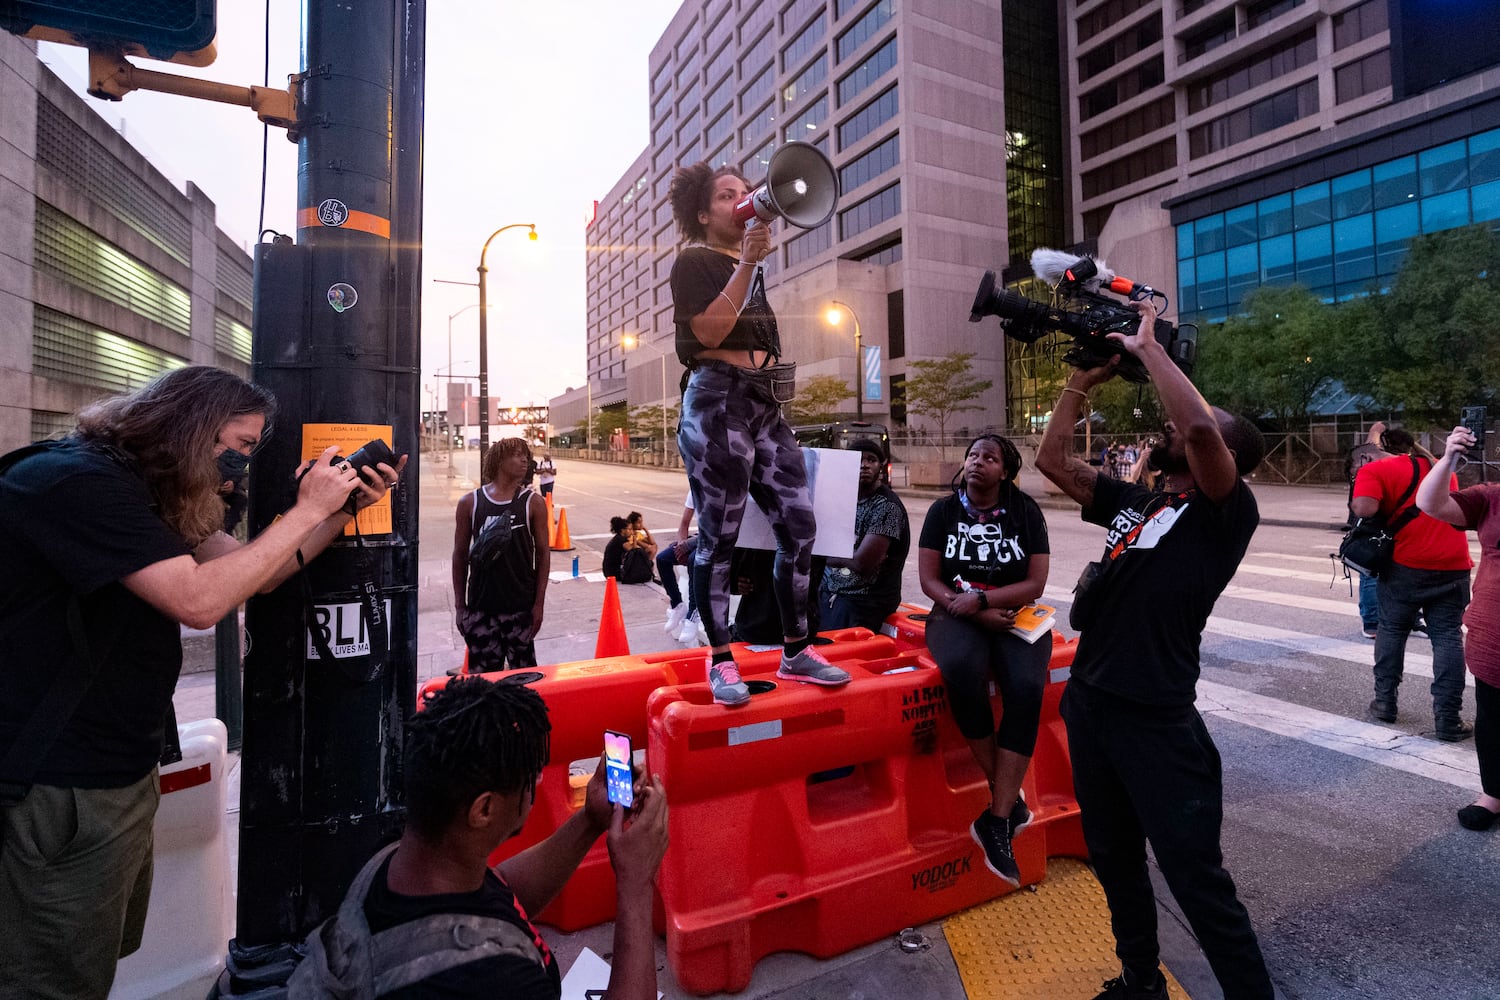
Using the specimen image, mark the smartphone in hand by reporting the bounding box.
[604,730,634,809]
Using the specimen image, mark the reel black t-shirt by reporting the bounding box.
[918,489,1049,597]
[1071,475,1259,706]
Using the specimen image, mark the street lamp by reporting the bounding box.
[825,300,863,421]
[621,332,672,459]
[477,223,538,463]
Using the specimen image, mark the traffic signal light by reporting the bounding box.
[0,0,216,66]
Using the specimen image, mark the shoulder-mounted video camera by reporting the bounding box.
[968,249,1197,384]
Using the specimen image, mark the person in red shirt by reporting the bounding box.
[1353,434,1473,740]
[1416,424,1500,830]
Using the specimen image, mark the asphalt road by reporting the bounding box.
[532,456,1499,1000]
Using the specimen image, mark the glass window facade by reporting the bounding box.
[838,133,899,192]
[836,0,893,63]
[1176,126,1500,325]
[837,36,896,106]
[838,84,898,149]
[783,95,828,141]
[781,13,826,70]
[839,181,900,239]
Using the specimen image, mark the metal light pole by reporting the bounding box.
[827,300,863,421]
[622,332,673,459]
[476,223,537,466]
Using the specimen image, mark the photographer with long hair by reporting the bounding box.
[667,159,850,706]
[0,365,404,998]
[917,434,1050,888]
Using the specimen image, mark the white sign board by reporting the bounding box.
[736,447,858,558]
[307,600,394,660]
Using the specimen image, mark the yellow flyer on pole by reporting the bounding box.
[301,423,395,536]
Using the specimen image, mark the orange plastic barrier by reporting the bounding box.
[880,602,933,650]
[649,633,1082,995]
[638,627,899,682]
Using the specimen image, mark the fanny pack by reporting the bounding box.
[747,361,797,405]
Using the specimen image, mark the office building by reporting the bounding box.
[568,0,1069,441]
[0,32,253,453]
[1064,0,1500,333]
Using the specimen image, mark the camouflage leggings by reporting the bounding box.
[678,362,817,648]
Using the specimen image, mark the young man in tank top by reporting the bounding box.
[452,438,551,671]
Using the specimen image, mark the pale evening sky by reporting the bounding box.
[39,1,682,414]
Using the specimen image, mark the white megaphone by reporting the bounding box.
[732,140,840,232]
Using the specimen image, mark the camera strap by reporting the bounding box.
[298,515,389,684]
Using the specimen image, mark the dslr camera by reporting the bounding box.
[969,249,1197,384]
[303,439,397,513]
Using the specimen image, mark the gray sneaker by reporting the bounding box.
[708,659,750,706]
[777,645,851,686]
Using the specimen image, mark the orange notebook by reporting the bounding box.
[1010,603,1057,644]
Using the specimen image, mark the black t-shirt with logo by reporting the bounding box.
[0,441,190,787]
[363,856,561,999]
[918,489,1049,597]
[1072,475,1259,706]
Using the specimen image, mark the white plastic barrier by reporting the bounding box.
[110,718,233,1000]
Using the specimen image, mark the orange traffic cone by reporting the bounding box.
[544,494,556,536]
[551,505,574,551]
[595,576,630,657]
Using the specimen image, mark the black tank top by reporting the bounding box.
[467,486,537,614]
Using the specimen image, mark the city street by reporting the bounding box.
[175,452,1500,999]
[494,455,1500,999]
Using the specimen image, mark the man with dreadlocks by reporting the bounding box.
[293,677,667,998]
[1036,299,1272,1000]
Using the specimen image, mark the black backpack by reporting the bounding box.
[469,487,533,567]
[211,843,547,999]
[619,545,654,584]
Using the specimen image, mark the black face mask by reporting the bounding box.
[217,449,250,483]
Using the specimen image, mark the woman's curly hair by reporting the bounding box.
[404,677,552,838]
[668,161,749,243]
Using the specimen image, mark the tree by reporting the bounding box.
[787,374,854,424]
[1340,224,1500,424]
[1194,284,1341,429]
[629,403,680,449]
[897,351,994,460]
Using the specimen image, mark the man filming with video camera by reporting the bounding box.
[1036,298,1273,1000]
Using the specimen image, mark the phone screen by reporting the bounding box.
[604,730,633,808]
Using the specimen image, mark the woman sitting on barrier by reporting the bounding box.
[667,159,851,706]
[918,434,1051,887]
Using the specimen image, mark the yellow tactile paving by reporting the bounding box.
[943,858,1191,999]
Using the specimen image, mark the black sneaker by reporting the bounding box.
[1435,719,1474,742]
[969,809,1019,887]
[1091,970,1168,999]
[1009,792,1033,837]
[1368,698,1397,723]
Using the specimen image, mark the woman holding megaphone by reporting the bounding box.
[668,152,848,707]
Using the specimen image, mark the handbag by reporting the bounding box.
[1069,560,1106,631]
[1337,456,1422,578]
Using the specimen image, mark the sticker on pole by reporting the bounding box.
[318,198,349,227]
[307,600,394,660]
[328,283,358,313]
[302,424,395,535]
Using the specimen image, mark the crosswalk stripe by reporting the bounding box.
[1196,679,1479,788]
[1236,562,1346,584]
[1037,585,1465,687]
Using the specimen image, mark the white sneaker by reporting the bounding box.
[664,602,689,635]
[678,612,703,646]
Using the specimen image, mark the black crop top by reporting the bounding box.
[670,246,781,366]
